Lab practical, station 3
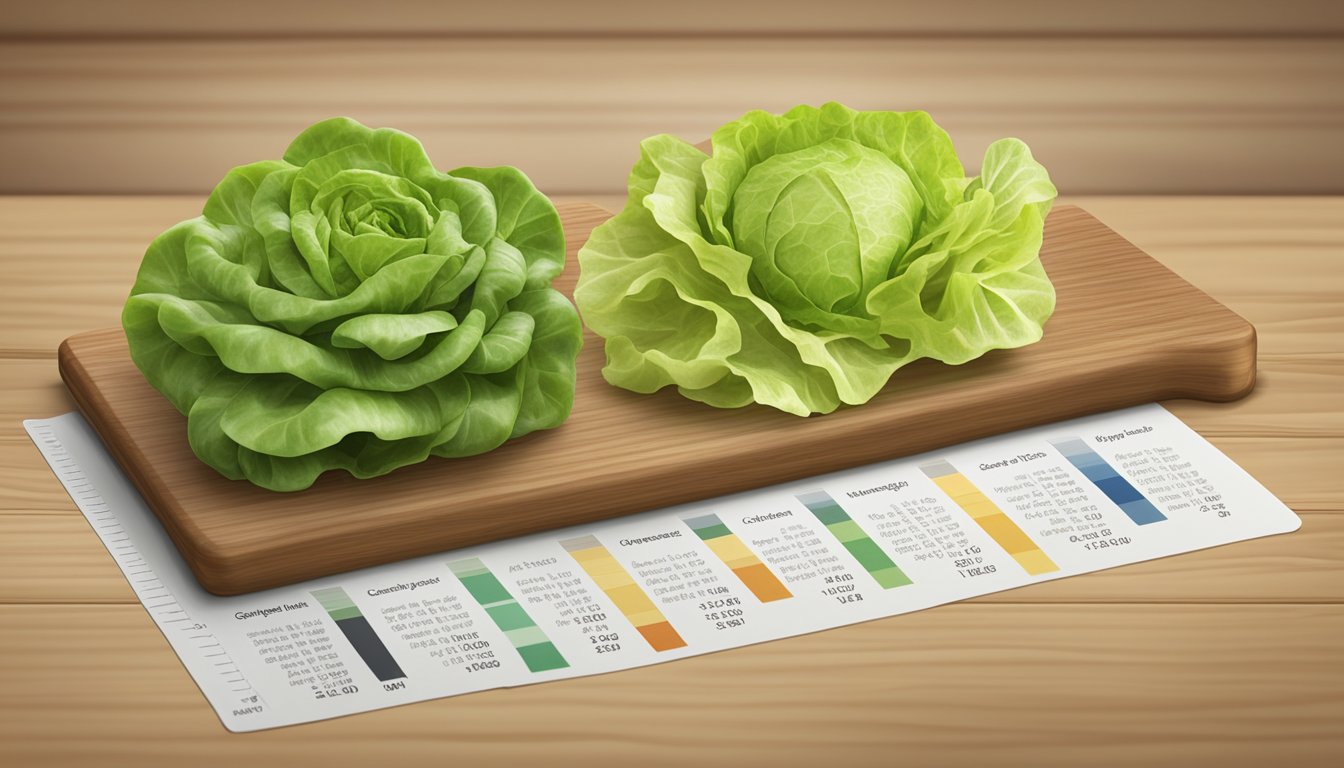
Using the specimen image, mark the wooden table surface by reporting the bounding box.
[1,195,1340,765]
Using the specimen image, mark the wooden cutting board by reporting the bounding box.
[58,203,1255,595]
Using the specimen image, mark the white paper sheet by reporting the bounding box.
[25,404,1299,732]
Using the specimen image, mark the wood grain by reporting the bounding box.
[1,604,1339,765]
[1167,358,1343,437]
[58,204,1258,595]
[1080,197,1344,359]
[0,359,73,426]
[2,38,1341,195]
[1211,438,1344,512]
[6,1,1343,37]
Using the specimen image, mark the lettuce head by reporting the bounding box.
[575,103,1057,416]
[123,118,581,491]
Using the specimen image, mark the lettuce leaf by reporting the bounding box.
[123,118,581,491]
[575,103,1056,416]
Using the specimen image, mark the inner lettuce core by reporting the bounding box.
[575,103,1057,416]
[731,139,923,317]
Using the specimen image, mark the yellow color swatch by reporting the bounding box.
[920,460,1059,576]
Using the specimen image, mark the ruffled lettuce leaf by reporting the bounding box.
[575,103,1056,416]
[124,118,580,491]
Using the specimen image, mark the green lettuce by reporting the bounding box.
[575,103,1056,416]
[123,118,581,491]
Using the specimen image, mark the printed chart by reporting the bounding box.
[1052,437,1168,525]
[560,535,688,652]
[26,404,1300,731]
[796,491,913,588]
[920,459,1059,576]
[312,587,407,683]
[684,513,793,603]
[448,558,569,673]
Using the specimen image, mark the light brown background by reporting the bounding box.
[1,0,1342,195]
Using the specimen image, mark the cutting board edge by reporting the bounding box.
[1062,207,1259,402]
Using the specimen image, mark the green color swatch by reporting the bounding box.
[449,558,569,673]
[797,491,913,589]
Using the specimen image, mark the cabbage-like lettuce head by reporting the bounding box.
[575,103,1056,416]
[123,118,581,491]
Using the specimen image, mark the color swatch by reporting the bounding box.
[796,491,912,589]
[1051,438,1167,525]
[920,459,1059,575]
[684,513,793,602]
[448,558,569,673]
[560,535,687,652]
[311,586,406,682]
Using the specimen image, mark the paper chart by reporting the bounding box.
[25,404,1299,731]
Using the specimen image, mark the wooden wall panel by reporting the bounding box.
[4,1,1343,37]
[1,38,1341,194]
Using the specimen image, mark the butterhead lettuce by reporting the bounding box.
[123,118,581,491]
[575,103,1057,416]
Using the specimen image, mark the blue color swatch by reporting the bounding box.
[1050,438,1167,526]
